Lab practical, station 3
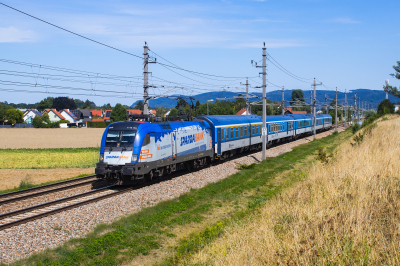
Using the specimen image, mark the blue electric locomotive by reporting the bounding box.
[95,114,332,184]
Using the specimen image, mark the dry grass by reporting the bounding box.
[187,116,400,265]
[0,128,104,149]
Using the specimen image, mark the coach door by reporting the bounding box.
[171,131,177,158]
[217,128,222,156]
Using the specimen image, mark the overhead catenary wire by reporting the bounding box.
[0,2,143,59]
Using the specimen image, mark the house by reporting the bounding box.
[236,108,252,115]
[126,109,142,116]
[60,109,78,123]
[23,109,42,124]
[91,110,103,118]
[149,110,157,116]
[92,118,106,122]
[42,109,65,122]
[70,109,92,122]
[284,108,307,115]
[164,109,171,117]
[103,110,112,122]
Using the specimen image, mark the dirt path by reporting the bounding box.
[0,168,95,190]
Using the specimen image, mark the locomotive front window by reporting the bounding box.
[105,130,136,147]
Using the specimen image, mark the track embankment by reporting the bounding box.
[185,117,400,265]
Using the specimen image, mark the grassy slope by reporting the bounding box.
[9,130,350,266]
[183,116,400,265]
[0,148,99,169]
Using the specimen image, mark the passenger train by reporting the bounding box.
[95,114,332,184]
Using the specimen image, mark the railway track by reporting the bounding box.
[0,185,132,231]
[0,175,98,205]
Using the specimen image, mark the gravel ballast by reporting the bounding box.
[0,129,341,263]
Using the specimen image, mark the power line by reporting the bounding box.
[0,2,143,59]
[150,49,257,79]
[266,52,313,81]
[0,59,142,80]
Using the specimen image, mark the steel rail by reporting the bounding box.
[0,177,99,206]
[0,175,96,200]
[0,186,133,231]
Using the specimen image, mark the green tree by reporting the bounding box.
[175,99,188,109]
[52,97,77,111]
[169,108,178,117]
[377,99,394,115]
[5,109,23,124]
[0,102,13,122]
[110,104,127,122]
[195,100,200,110]
[383,61,400,97]
[74,99,85,108]
[177,106,185,116]
[134,101,144,111]
[291,90,305,103]
[32,116,44,128]
[42,113,50,123]
[364,110,376,120]
[82,99,96,109]
[102,103,112,111]
[37,97,54,112]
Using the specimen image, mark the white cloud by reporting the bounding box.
[0,27,37,43]
[331,17,360,24]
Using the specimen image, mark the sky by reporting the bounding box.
[0,0,399,106]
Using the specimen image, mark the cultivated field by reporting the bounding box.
[187,116,400,265]
[0,128,104,149]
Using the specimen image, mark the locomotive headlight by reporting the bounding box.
[131,155,138,163]
[99,153,104,162]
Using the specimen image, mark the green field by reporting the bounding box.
[0,148,100,169]
[11,130,351,266]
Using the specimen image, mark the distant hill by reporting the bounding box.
[131,89,399,110]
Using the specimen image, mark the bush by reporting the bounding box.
[32,116,59,128]
[59,119,70,123]
[87,121,112,128]
[351,123,360,134]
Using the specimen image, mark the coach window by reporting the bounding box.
[225,128,229,139]
[245,126,247,136]
[231,127,234,139]
[221,129,225,140]
[235,127,238,138]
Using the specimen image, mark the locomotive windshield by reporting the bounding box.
[105,130,136,148]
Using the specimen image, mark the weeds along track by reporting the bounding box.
[0,185,133,231]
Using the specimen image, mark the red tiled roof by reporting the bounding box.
[43,109,65,119]
[285,108,292,112]
[149,110,156,115]
[127,109,142,115]
[291,111,307,114]
[236,108,251,115]
[91,110,103,117]
[92,118,105,122]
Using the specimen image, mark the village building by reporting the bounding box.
[236,108,252,115]
[59,109,78,123]
[23,109,42,124]
[42,109,66,122]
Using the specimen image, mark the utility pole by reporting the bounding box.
[344,89,347,129]
[281,87,285,115]
[358,97,361,121]
[335,87,338,132]
[256,44,267,160]
[241,79,251,114]
[324,93,328,114]
[143,43,156,115]
[354,93,357,124]
[312,78,322,140]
